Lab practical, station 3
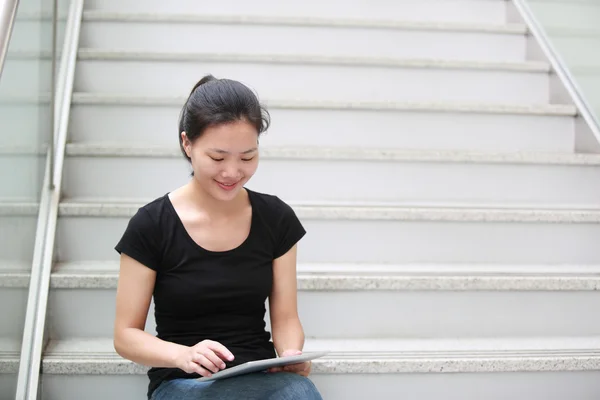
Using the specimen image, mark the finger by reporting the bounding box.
[281,350,303,357]
[283,363,304,372]
[268,367,283,373]
[206,341,235,361]
[189,362,212,378]
[192,354,220,373]
[200,350,227,370]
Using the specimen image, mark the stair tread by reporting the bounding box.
[40,337,600,376]
[76,49,550,72]
[42,261,600,291]
[82,11,528,35]
[52,261,600,276]
[68,93,578,115]
[44,336,600,358]
[65,143,600,165]
[56,201,600,223]
[5,201,600,222]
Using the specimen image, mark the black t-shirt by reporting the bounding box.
[114,188,306,399]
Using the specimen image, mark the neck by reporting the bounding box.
[186,179,246,217]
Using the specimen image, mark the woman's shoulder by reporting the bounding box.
[129,193,172,227]
[246,188,293,216]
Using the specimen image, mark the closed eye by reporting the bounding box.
[209,157,224,162]
[242,157,255,162]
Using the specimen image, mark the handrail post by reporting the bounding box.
[0,0,19,79]
[49,0,58,190]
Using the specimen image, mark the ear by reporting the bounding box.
[181,132,192,158]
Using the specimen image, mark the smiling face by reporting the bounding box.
[181,119,260,202]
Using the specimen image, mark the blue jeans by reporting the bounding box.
[151,372,323,400]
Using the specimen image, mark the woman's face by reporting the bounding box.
[181,120,260,202]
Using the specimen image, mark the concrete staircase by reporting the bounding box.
[4,0,600,398]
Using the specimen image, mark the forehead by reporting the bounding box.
[196,120,259,148]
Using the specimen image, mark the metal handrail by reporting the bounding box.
[512,0,600,147]
[0,0,19,79]
[14,0,84,397]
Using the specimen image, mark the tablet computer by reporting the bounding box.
[196,351,329,382]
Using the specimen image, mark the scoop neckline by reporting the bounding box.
[164,188,256,255]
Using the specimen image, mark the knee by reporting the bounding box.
[272,374,323,400]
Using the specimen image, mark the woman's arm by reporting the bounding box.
[268,244,312,376]
[113,254,233,376]
[269,244,305,354]
[113,253,186,367]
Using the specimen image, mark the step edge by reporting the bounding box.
[76,49,550,72]
[69,94,578,116]
[56,202,600,223]
[47,271,600,291]
[40,354,600,375]
[64,143,600,166]
[81,11,527,35]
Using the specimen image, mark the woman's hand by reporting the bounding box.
[268,349,312,377]
[174,339,234,377]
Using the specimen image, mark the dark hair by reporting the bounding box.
[178,75,270,172]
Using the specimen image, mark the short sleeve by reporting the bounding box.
[273,199,306,259]
[115,207,162,271]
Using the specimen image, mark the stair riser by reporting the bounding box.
[9,20,66,52]
[0,155,46,200]
[41,371,600,400]
[83,0,508,24]
[81,22,525,62]
[0,375,16,399]
[0,215,38,262]
[56,216,600,264]
[49,288,600,339]
[0,288,28,340]
[1,59,52,94]
[63,157,600,207]
[75,60,549,105]
[68,104,576,153]
[0,104,50,149]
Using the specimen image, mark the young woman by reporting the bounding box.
[113,75,323,400]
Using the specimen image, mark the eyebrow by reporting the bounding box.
[209,148,258,155]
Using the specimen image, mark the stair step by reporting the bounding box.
[54,201,600,265]
[82,1,510,25]
[41,336,600,373]
[68,95,577,153]
[0,56,52,95]
[0,338,20,372]
[8,18,66,53]
[63,145,600,207]
[80,12,526,62]
[70,93,577,114]
[39,337,600,400]
[0,210,38,267]
[77,50,548,72]
[74,52,550,104]
[0,151,47,201]
[51,261,600,291]
[83,12,527,33]
[47,261,600,339]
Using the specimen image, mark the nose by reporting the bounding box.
[221,161,242,179]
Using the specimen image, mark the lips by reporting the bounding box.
[215,180,239,191]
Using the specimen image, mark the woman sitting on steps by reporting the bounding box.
[113,74,323,400]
